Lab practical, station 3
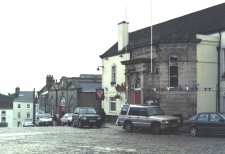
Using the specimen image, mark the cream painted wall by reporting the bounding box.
[196,34,219,113]
[13,102,33,127]
[0,109,13,127]
[102,53,130,115]
[213,31,225,112]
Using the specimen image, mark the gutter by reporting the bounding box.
[217,32,221,112]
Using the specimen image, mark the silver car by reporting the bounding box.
[61,113,73,126]
[117,104,181,134]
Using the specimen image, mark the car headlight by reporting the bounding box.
[97,117,101,120]
[161,120,169,124]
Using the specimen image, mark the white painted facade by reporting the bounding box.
[13,101,33,127]
[101,53,130,116]
[0,109,13,127]
[196,34,219,113]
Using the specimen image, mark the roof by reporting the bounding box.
[13,91,34,103]
[78,82,102,92]
[100,3,225,58]
[0,93,13,109]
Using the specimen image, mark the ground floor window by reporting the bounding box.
[110,97,116,112]
[27,112,31,118]
[17,122,21,127]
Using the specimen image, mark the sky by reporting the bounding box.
[0,0,225,95]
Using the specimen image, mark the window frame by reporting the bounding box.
[109,97,116,112]
[169,55,178,87]
[111,64,117,84]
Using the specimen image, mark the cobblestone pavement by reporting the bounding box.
[0,124,225,154]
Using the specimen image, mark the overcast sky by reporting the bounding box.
[0,0,224,95]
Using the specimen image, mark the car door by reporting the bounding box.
[196,113,210,133]
[209,113,225,134]
[137,108,149,128]
[128,107,139,127]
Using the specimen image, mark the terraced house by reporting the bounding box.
[100,3,225,119]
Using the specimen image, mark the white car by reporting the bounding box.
[36,113,53,126]
[61,113,73,126]
[23,119,33,127]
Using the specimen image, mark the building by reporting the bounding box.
[13,87,35,127]
[99,21,130,121]
[100,3,225,118]
[38,74,102,117]
[0,93,13,127]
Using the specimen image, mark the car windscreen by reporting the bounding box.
[79,108,96,114]
[39,115,51,118]
[147,107,164,116]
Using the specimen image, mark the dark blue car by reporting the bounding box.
[184,112,225,137]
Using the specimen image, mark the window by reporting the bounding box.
[197,113,208,122]
[169,55,178,87]
[129,107,139,115]
[1,117,6,123]
[27,104,30,108]
[111,65,116,84]
[27,112,31,118]
[18,112,21,118]
[1,111,6,115]
[121,108,128,115]
[18,104,21,108]
[209,114,222,122]
[110,97,116,112]
[17,122,21,127]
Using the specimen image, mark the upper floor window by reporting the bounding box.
[1,111,6,115]
[18,104,21,108]
[27,104,30,108]
[169,55,178,87]
[111,64,117,84]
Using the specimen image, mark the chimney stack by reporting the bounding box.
[46,75,55,89]
[118,21,129,51]
[15,87,20,96]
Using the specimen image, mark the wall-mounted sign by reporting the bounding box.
[96,89,104,100]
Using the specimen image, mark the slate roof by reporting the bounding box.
[100,3,225,58]
[0,94,13,109]
[13,91,34,103]
[78,82,102,92]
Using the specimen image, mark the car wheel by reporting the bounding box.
[77,120,82,128]
[189,126,199,137]
[152,123,161,134]
[124,122,134,132]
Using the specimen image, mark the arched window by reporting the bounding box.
[135,77,141,88]
[169,55,178,87]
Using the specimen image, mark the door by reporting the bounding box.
[135,90,141,104]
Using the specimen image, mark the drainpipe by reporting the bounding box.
[217,32,221,112]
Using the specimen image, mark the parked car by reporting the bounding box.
[35,113,53,126]
[184,112,225,137]
[61,113,73,126]
[116,104,181,134]
[23,119,34,127]
[72,107,101,128]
